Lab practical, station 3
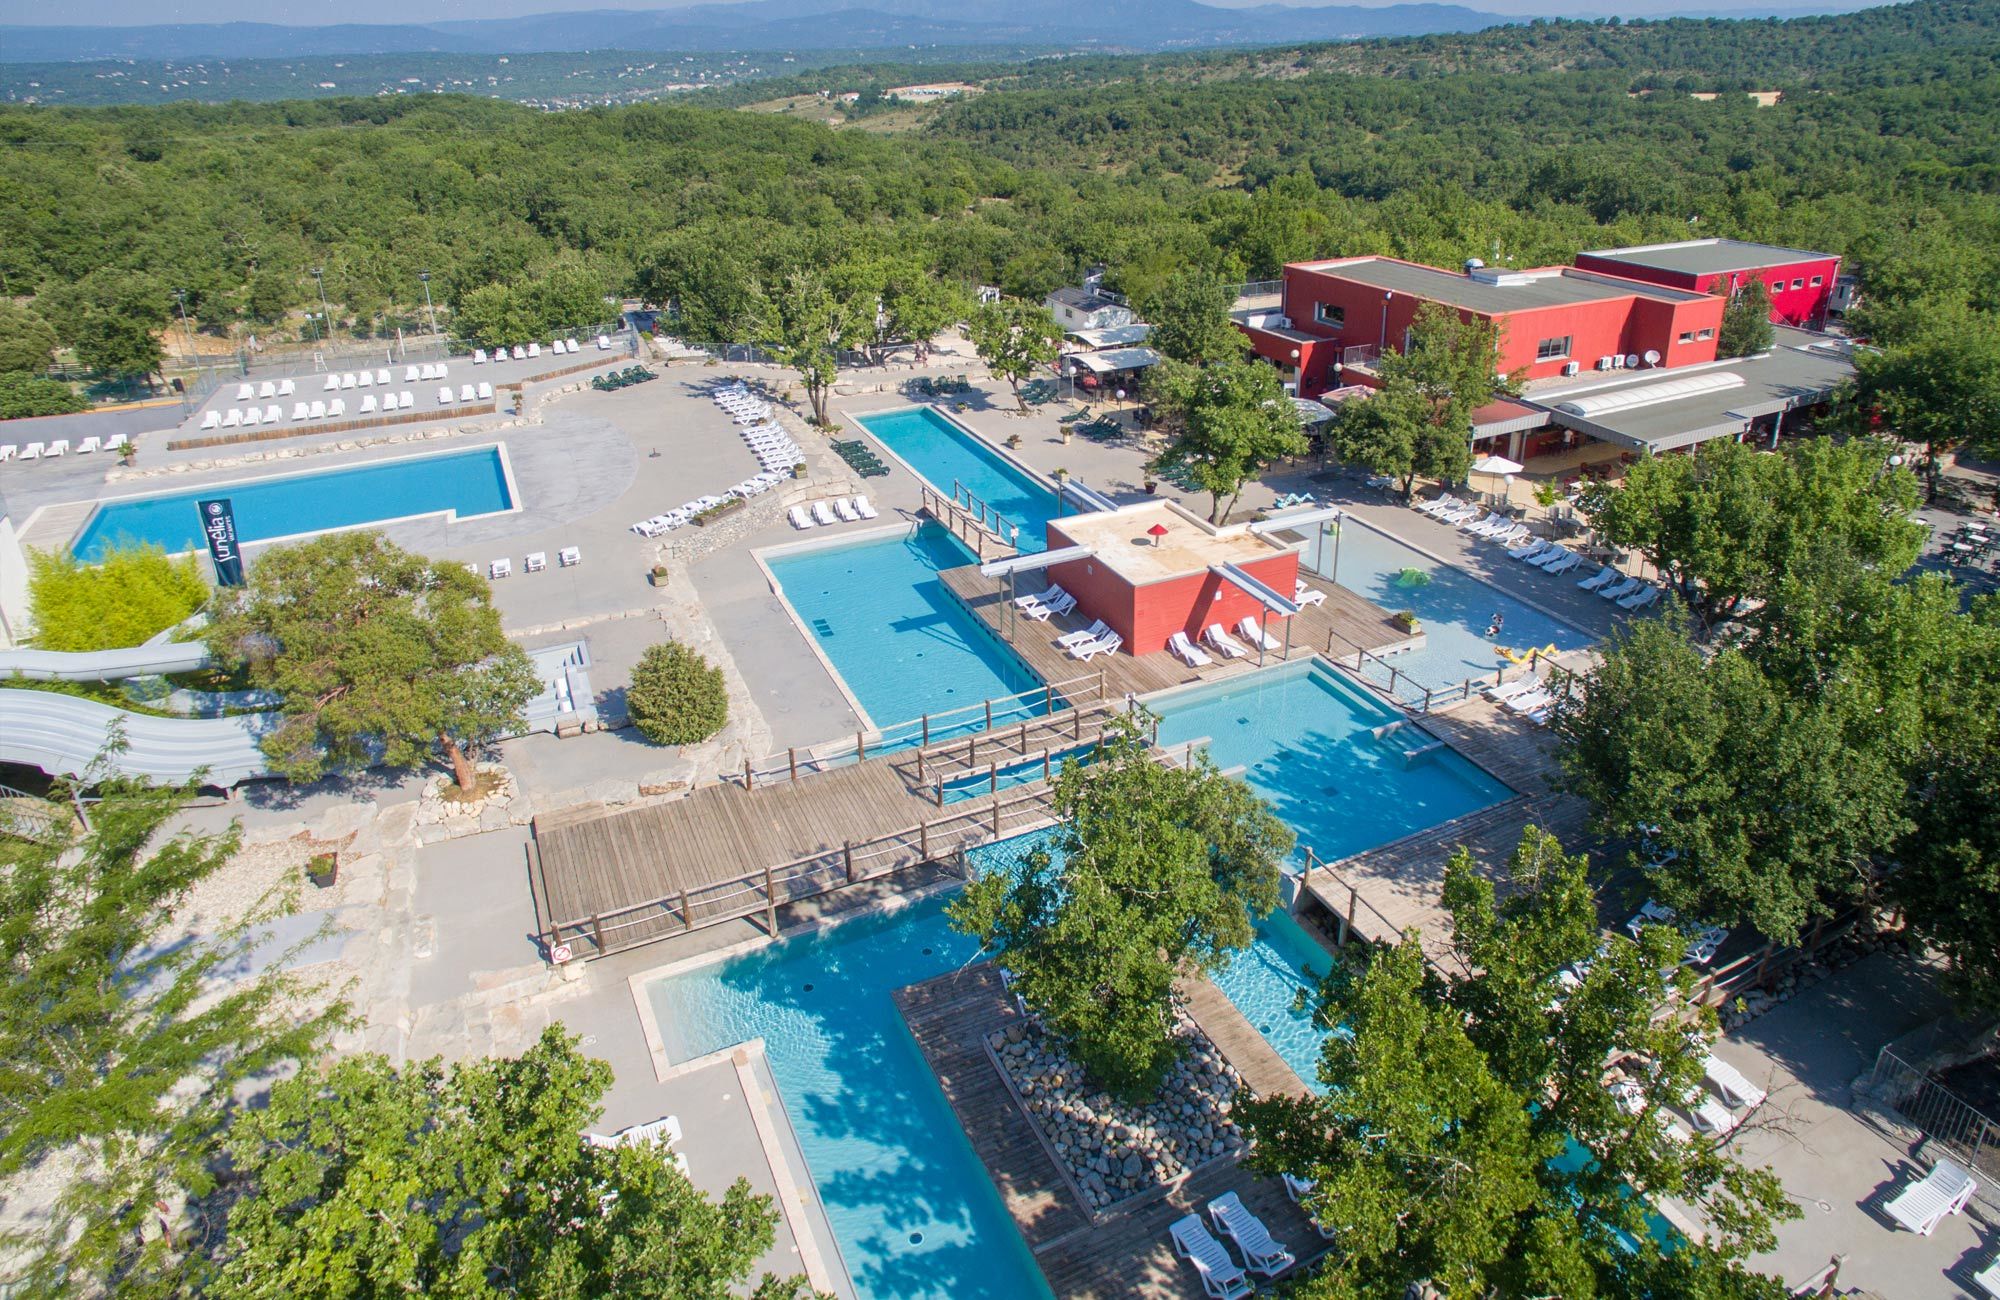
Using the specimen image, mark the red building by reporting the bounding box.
[1574,239,1840,329]
[1238,256,1725,397]
[1040,502,1299,658]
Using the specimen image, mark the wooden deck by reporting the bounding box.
[936,564,1412,704]
[1178,974,1312,1101]
[897,966,1326,1300]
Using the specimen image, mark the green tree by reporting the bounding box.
[206,1026,819,1300]
[1852,304,2000,499]
[639,231,759,353]
[1583,437,1923,635]
[25,545,209,651]
[882,268,967,363]
[1141,270,1247,366]
[1327,377,1439,500]
[204,532,538,794]
[0,769,345,1296]
[947,712,1292,1101]
[0,300,60,375]
[1718,281,1775,358]
[754,269,867,427]
[967,299,1063,413]
[626,641,730,746]
[0,372,87,420]
[1241,827,1795,1299]
[1333,303,1510,499]
[1146,358,1308,522]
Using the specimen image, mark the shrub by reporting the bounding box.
[0,373,87,421]
[27,545,208,651]
[626,641,729,745]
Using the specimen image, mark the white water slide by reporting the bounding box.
[0,688,275,787]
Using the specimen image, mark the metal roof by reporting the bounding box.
[1068,323,1152,348]
[1069,347,1161,374]
[1581,238,1837,278]
[1290,257,1705,314]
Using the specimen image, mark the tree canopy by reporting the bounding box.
[1240,827,1795,1300]
[1330,304,1511,498]
[1852,302,2000,498]
[947,712,1292,1101]
[204,532,538,793]
[1146,357,1309,522]
[26,544,208,652]
[1140,270,1248,367]
[1717,281,1774,358]
[754,269,869,426]
[967,300,1063,413]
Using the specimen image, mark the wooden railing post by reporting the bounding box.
[744,757,754,790]
[680,889,692,930]
[788,747,798,781]
[857,731,867,761]
[1097,665,1107,702]
[917,748,926,782]
[1043,750,1052,783]
[920,820,930,860]
[989,763,999,797]
[986,699,993,732]
[1073,708,1082,740]
[591,914,605,953]
[922,713,930,747]
[992,797,1002,835]
[764,865,777,934]
[1423,686,1433,713]
[844,841,855,884]
[935,781,944,807]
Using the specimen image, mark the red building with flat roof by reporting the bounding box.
[1574,239,1840,329]
[1238,256,1725,397]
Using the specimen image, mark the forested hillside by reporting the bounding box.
[0,0,1996,380]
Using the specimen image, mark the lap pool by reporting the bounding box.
[71,445,516,561]
[764,521,1049,739]
[852,407,1065,553]
[1304,518,1593,701]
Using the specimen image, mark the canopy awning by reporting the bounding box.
[1069,324,1153,349]
[1069,347,1161,375]
[1291,397,1336,425]
[979,545,1095,578]
[1213,563,1301,616]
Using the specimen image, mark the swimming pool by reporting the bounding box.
[1303,518,1593,700]
[852,408,1064,553]
[647,894,1053,1300]
[765,522,1050,738]
[1150,658,1512,865]
[71,445,516,561]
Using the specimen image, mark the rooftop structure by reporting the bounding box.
[1045,284,1137,333]
[1575,239,1840,328]
[1291,256,1707,315]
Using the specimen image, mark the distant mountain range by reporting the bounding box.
[0,0,1522,63]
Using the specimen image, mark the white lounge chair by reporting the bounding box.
[357,370,373,388]
[108,434,131,452]
[438,386,454,406]
[221,409,243,428]
[833,498,861,522]
[45,439,67,457]
[852,495,879,519]
[1688,1093,1740,1136]
[789,505,814,530]
[1489,523,1531,545]
[235,383,255,401]
[459,384,475,403]
[1237,616,1281,651]
[1058,619,1114,649]
[1168,630,1212,668]
[1293,579,1326,608]
[1509,538,1554,561]
[812,501,837,526]
[19,442,42,460]
[1529,545,1573,570]
[525,551,547,573]
[1599,576,1642,602]
[1703,1054,1766,1110]
[1169,1214,1252,1300]
[1014,584,1061,610]
[1208,1191,1295,1278]
[328,399,345,417]
[489,558,511,579]
[473,348,488,364]
[260,405,280,424]
[558,546,581,567]
[376,368,392,386]
[1619,585,1661,611]
[310,399,327,418]
[0,446,14,463]
[1204,624,1249,659]
[527,342,541,358]
[319,374,337,393]
[360,395,379,414]
[404,365,420,383]
[1282,1173,1339,1240]
[597,334,612,350]
[477,382,494,400]
[419,363,436,381]
[1504,689,1556,715]
[258,380,276,399]
[278,378,296,396]
[511,345,526,360]
[75,436,99,454]
[200,411,222,430]
[1485,678,1538,703]
[1884,1157,1977,1235]
[1972,1257,2000,1299]
[1542,551,1584,575]
[290,403,309,420]
[1577,565,1620,591]
[1023,592,1077,622]
[340,373,356,390]
[399,391,415,409]
[1067,631,1121,661]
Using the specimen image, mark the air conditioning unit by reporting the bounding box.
[1562,361,1581,377]
[1610,355,1627,369]
[1596,356,1615,371]
[1274,316,1293,330]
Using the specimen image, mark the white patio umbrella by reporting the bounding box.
[1469,453,1524,507]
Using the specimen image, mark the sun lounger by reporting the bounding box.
[458,385,474,402]
[438,386,455,406]
[235,383,255,401]
[598,334,612,350]
[1208,1191,1295,1278]
[1169,1214,1253,1300]
[0,447,13,463]
[1688,1094,1740,1136]
[811,501,837,526]
[200,411,222,430]
[521,552,545,574]
[44,440,67,457]
[1542,551,1583,575]
[1418,495,1463,518]
[220,409,242,428]
[1702,1055,1766,1110]
[19,442,42,460]
[1015,584,1061,609]
[322,374,340,392]
[1619,585,1660,611]
[1023,592,1077,622]
[473,348,488,364]
[1578,565,1620,591]
[1486,678,1538,703]
[558,546,581,567]
[1282,1173,1340,1240]
[1599,576,1642,602]
[1529,545,1573,570]
[489,558,511,579]
[852,496,879,519]
[1169,630,1213,668]
[1972,1258,2000,1299]
[1067,631,1121,661]
[477,382,493,400]
[1505,689,1556,716]
[1436,504,1480,524]
[1488,523,1530,545]
[1294,579,1325,607]
[310,400,327,418]
[274,378,294,397]
[1058,620,1114,649]
[1884,1157,1978,1235]
[263,405,282,423]
[789,505,814,530]
[328,399,345,417]
[404,365,420,383]
[833,498,861,522]
[258,381,276,399]
[1204,624,1249,659]
[342,374,358,390]
[357,370,374,388]
[1237,616,1281,651]
[290,403,309,420]
[1509,538,1554,561]
[375,369,390,386]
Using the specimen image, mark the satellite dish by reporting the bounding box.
[1624,354,1640,369]
[1643,349,1662,366]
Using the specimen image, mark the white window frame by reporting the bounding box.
[1535,335,1572,362]
[1314,302,1345,328]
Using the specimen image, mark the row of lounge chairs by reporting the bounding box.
[1170,1191,1296,1298]
[591,366,655,391]
[474,338,595,364]
[1575,562,1663,610]
[632,474,793,537]
[913,374,971,396]
[481,547,580,579]
[712,384,806,477]
[1485,675,1561,727]
[1418,492,1666,612]
[0,434,128,462]
[788,496,880,529]
[1013,583,1077,623]
[831,439,890,478]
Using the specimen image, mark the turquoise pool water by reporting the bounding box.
[853,407,1063,553]
[1151,658,1512,865]
[648,894,1053,1300]
[767,522,1049,738]
[72,446,514,561]
[1306,519,1593,700]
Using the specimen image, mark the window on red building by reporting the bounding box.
[1314,302,1345,327]
[1536,335,1572,361]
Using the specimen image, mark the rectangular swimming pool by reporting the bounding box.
[71,445,516,562]
[764,522,1049,739]
[851,407,1064,553]
[1306,519,1593,700]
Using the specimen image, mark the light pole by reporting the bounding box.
[1377,290,1394,360]
[172,288,196,362]
[418,271,439,338]
[311,266,332,343]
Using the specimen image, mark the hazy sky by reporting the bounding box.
[0,0,1879,29]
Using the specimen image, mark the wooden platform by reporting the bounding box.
[897,966,1326,1300]
[937,563,1412,705]
[1178,974,1312,1101]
